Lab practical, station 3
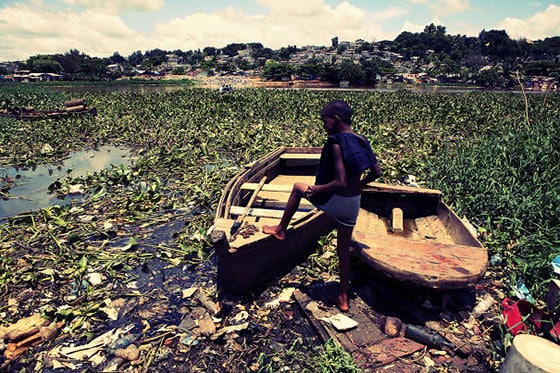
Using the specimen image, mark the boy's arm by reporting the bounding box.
[360,163,382,187]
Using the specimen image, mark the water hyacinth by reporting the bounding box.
[1,83,559,371]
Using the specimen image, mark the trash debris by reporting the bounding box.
[512,279,535,303]
[383,316,403,337]
[197,291,221,315]
[182,286,198,299]
[51,324,135,367]
[490,254,503,266]
[472,293,497,316]
[320,313,358,332]
[197,314,217,336]
[265,287,295,308]
[553,255,560,275]
[114,344,140,361]
[500,298,560,338]
[401,174,418,187]
[210,322,249,341]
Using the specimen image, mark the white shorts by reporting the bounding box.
[314,193,361,227]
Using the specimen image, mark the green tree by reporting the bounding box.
[109,52,126,65]
[337,59,365,84]
[222,43,246,57]
[203,47,218,56]
[297,57,326,80]
[173,66,186,75]
[128,50,144,67]
[144,48,168,67]
[216,61,236,74]
[262,60,294,80]
[478,30,519,61]
[475,67,500,87]
[53,49,83,74]
[27,55,62,73]
[234,56,252,71]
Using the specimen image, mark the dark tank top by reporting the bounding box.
[311,132,377,205]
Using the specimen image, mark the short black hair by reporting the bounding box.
[321,100,352,124]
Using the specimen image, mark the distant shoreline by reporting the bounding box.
[7,76,552,94]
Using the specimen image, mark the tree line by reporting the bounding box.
[2,24,559,87]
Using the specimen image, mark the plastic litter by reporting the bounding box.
[552,255,560,275]
[512,279,534,303]
[320,313,358,331]
[472,293,497,316]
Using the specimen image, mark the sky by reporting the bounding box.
[0,0,559,62]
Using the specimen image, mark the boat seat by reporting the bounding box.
[241,183,294,192]
[229,205,310,219]
[279,153,321,167]
[279,153,321,160]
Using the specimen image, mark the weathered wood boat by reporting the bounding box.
[210,147,336,294]
[0,99,97,120]
[352,182,488,289]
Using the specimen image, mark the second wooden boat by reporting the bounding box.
[352,182,488,289]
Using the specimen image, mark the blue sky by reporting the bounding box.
[0,0,559,61]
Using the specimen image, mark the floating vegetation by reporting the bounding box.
[0,84,559,371]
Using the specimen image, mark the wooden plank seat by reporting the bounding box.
[241,182,314,209]
[229,205,311,220]
[241,183,294,192]
[279,153,321,160]
[279,153,321,167]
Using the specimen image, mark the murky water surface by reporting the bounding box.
[0,145,135,218]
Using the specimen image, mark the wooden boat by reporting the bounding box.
[0,99,97,120]
[351,182,488,289]
[210,147,336,294]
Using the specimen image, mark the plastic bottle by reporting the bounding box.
[472,293,496,316]
[404,324,455,350]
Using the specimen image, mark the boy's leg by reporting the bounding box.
[336,223,354,312]
[262,182,308,240]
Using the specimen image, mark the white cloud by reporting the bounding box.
[408,0,470,15]
[372,6,408,21]
[1,0,558,62]
[497,4,560,40]
[257,0,327,17]
[61,0,164,14]
[155,0,381,50]
[436,0,470,14]
[0,2,147,60]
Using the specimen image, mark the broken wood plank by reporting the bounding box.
[391,207,404,233]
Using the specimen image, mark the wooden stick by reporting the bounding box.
[230,176,267,234]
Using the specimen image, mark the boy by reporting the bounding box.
[263,100,381,311]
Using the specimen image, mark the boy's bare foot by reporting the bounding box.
[336,293,349,312]
[262,225,286,240]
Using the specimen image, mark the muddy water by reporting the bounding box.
[0,145,135,218]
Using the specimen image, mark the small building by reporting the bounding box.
[12,71,62,82]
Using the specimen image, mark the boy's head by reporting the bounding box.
[321,100,352,125]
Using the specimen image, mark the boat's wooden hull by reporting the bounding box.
[211,147,336,294]
[352,182,488,289]
[1,100,97,120]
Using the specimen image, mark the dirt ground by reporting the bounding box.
[1,246,509,372]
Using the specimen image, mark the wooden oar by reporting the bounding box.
[230,175,267,235]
